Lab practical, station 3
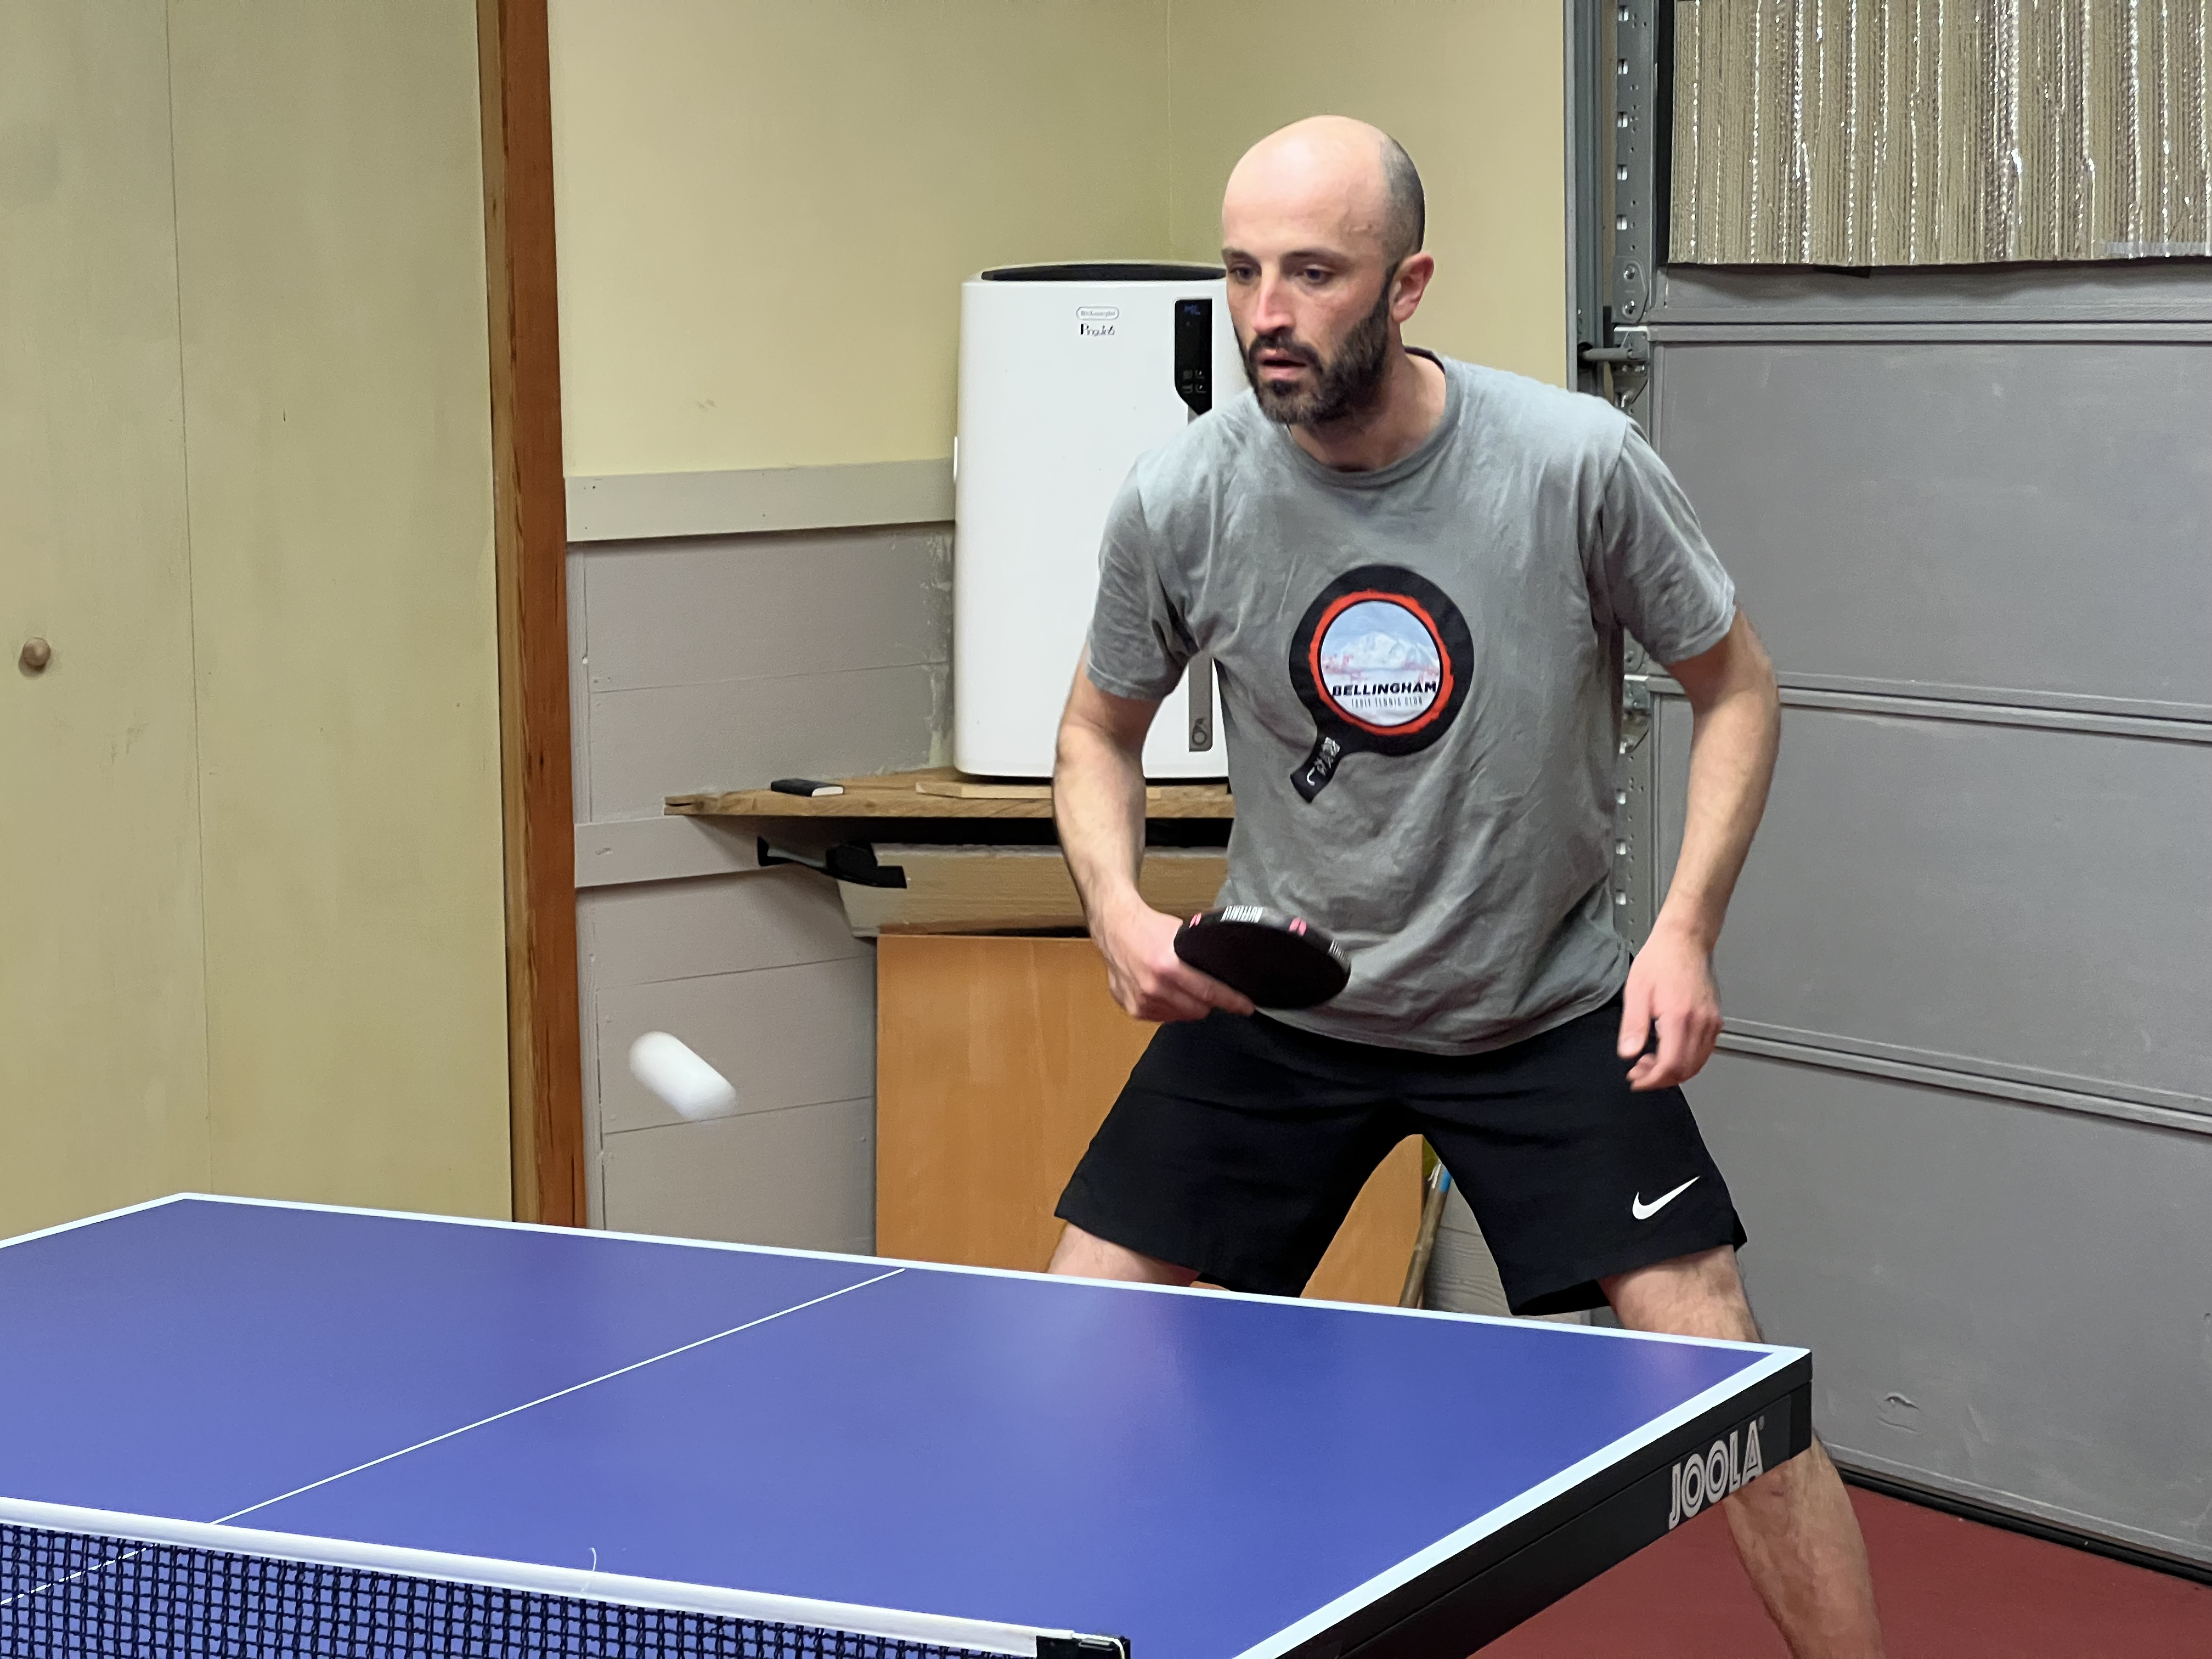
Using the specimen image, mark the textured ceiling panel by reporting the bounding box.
[1672,0,2212,264]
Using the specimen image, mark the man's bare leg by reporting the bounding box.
[1604,1248,1885,1659]
[1048,1222,1198,1285]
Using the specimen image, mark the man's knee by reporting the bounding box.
[1601,1245,1761,1341]
[1048,1222,1198,1286]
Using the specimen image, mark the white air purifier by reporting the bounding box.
[953,262,1246,779]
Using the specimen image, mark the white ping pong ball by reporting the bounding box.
[628,1031,738,1121]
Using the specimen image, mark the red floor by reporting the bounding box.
[1485,1487,2212,1657]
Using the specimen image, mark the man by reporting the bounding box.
[1048,117,1886,1655]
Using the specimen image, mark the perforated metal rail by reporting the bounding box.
[0,1522,1006,1659]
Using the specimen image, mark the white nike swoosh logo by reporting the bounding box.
[1631,1177,1699,1221]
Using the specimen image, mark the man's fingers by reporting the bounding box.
[1125,961,1251,1023]
[1122,979,1210,1023]
[1171,962,1255,1017]
[1151,991,1217,1023]
[1617,977,1654,1061]
[1687,1006,1722,1069]
[1201,979,1257,1018]
[1654,1009,1694,1086]
[1629,1008,1709,1090]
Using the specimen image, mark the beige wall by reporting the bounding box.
[168,3,511,1216]
[0,1,510,1234]
[1167,0,1568,387]
[550,0,1173,477]
[0,2,214,1227]
[549,0,1567,477]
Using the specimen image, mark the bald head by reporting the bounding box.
[1220,116,1437,431]
[1224,116,1424,265]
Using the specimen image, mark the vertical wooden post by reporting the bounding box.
[476,0,585,1225]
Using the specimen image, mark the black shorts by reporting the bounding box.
[1056,996,1746,1316]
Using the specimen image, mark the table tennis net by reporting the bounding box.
[0,1522,1005,1659]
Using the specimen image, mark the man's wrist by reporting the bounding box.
[1646,906,1720,955]
[1086,881,1152,938]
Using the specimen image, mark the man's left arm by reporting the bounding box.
[1617,611,1781,1090]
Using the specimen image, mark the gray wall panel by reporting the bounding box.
[582,526,950,693]
[586,664,944,821]
[576,815,762,889]
[1656,261,2212,321]
[568,549,594,821]
[567,511,950,1257]
[577,870,877,1250]
[584,866,863,989]
[572,521,952,821]
[602,1099,874,1255]
[1695,1048,2212,1564]
[1657,341,2212,713]
[1645,250,2212,1556]
[1660,697,2212,1110]
[596,955,875,1135]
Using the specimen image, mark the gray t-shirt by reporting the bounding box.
[1085,352,1737,1054]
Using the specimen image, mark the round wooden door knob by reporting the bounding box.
[19,637,51,673]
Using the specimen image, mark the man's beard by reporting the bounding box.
[1242,266,1398,428]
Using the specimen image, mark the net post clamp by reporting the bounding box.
[1036,1637,1131,1659]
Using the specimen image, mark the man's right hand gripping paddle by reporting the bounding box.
[1093,893,1257,1023]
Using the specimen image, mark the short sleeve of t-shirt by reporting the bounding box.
[1085,469,1194,702]
[1590,423,1738,664]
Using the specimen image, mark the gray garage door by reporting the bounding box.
[1633,262,2212,1568]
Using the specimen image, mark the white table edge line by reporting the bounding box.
[134,1196,1791,1354]
[213,1268,905,1527]
[0,1497,1056,1657]
[0,1193,197,1254]
[1227,1348,1807,1659]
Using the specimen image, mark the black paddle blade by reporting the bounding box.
[1173,906,1350,1009]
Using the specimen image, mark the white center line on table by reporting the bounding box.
[214,1267,909,1527]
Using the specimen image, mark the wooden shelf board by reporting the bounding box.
[667,766,1234,821]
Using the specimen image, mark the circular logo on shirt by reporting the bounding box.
[1310,595,1453,732]
[1288,566,1472,800]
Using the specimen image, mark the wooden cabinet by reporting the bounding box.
[876,934,1421,1304]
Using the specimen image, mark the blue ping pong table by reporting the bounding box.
[0,1195,1808,1658]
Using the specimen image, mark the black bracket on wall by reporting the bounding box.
[755,838,907,889]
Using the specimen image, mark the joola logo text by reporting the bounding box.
[1667,1416,1765,1528]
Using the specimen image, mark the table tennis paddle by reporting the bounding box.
[1173,906,1350,1009]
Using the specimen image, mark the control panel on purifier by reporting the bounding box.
[1175,297,1212,416]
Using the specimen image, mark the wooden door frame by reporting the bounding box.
[477,0,585,1225]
